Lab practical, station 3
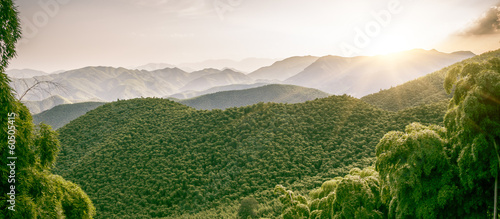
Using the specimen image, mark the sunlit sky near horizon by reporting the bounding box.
[8,0,500,72]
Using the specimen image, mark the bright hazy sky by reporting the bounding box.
[8,0,500,72]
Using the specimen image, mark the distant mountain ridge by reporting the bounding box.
[11,49,476,114]
[6,69,48,78]
[169,83,269,99]
[248,56,319,81]
[131,63,176,71]
[177,84,330,110]
[23,95,74,114]
[180,69,254,91]
[10,67,254,103]
[285,49,475,97]
[178,57,280,73]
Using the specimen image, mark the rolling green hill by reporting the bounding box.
[361,49,500,111]
[54,94,445,218]
[32,102,107,130]
[30,84,327,130]
[177,84,331,110]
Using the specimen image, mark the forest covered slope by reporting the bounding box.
[54,95,445,218]
[361,49,500,111]
[32,102,106,129]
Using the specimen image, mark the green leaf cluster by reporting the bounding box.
[275,167,383,219]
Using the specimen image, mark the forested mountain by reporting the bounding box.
[361,49,500,111]
[248,56,319,81]
[55,94,445,218]
[33,102,106,130]
[30,84,323,129]
[177,84,330,110]
[285,49,474,97]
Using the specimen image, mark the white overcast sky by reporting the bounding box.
[8,0,500,72]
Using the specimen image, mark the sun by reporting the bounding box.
[368,35,415,56]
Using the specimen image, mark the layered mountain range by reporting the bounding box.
[9,49,475,114]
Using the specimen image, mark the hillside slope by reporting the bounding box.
[55,95,445,218]
[178,84,330,110]
[285,49,474,97]
[29,85,325,130]
[33,102,107,130]
[361,49,500,111]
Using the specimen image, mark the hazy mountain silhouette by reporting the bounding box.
[169,83,269,99]
[6,68,48,78]
[248,56,319,81]
[177,84,330,110]
[180,69,254,91]
[178,57,279,73]
[285,49,475,97]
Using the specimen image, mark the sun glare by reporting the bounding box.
[368,35,415,56]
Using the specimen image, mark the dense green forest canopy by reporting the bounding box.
[55,94,444,218]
